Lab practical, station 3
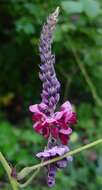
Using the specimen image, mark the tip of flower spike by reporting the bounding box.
[52,6,60,20]
[55,6,60,16]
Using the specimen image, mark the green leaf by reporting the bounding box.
[61,1,83,14]
[54,26,62,42]
[81,0,100,18]
[16,17,35,34]
[21,130,43,143]
[24,3,37,15]
[0,121,20,159]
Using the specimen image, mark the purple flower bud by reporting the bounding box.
[39,7,60,114]
[57,159,68,168]
[48,165,57,178]
[47,176,55,187]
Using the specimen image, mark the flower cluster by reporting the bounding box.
[29,7,77,187]
[29,101,76,145]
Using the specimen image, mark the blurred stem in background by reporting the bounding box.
[58,66,78,101]
[67,37,102,107]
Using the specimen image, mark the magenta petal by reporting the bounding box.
[51,127,59,139]
[33,122,43,133]
[59,128,72,135]
[42,126,50,138]
[32,113,42,121]
[69,112,77,124]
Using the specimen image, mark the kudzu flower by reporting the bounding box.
[29,7,77,187]
[36,145,72,187]
[29,7,77,144]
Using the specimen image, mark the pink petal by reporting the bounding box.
[64,111,73,123]
[45,117,56,125]
[38,102,48,111]
[60,101,72,112]
[59,128,72,135]
[29,104,40,113]
[54,101,73,125]
[54,111,64,120]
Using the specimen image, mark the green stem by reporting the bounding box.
[0,152,19,190]
[17,138,102,180]
[17,160,43,188]
[18,166,41,188]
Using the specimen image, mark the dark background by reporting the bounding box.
[0,0,102,189]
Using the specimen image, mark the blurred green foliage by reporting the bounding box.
[0,0,102,189]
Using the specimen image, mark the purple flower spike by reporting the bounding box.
[29,7,78,187]
[39,7,60,114]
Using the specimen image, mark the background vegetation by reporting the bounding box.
[0,0,102,189]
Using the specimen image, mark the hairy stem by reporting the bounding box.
[0,152,18,190]
[18,167,41,188]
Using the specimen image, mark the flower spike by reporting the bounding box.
[39,7,60,114]
[29,7,77,187]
